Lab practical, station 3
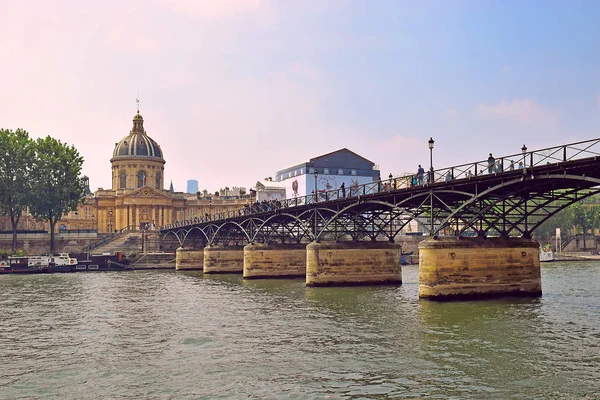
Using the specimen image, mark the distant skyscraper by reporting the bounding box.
[187,179,199,194]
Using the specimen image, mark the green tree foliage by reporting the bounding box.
[535,196,600,248]
[571,203,599,250]
[533,206,573,241]
[28,136,85,254]
[0,129,34,251]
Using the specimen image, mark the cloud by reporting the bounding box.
[597,96,600,110]
[477,98,558,126]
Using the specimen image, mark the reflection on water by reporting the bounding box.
[1,263,599,399]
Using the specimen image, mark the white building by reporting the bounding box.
[276,148,380,199]
[255,180,286,202]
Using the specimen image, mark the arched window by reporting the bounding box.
[155,172,161,189]
[119,171,127,189]
[137,170,147,188]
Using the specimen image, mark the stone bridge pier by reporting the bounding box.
[203,244,245,274]
[306,241,403,287]
[418,237,542,300]
[175,247,204,270]
[243,243,307,279]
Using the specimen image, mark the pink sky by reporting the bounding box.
[1,1,598,193]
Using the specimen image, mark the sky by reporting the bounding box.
[1,0,599,193]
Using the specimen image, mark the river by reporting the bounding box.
[1,262,599,399]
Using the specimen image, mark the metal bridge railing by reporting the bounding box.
[162,137,600,230]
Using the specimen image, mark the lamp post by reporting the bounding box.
[428,137,435,183]
[314,169,318,203]
[108,209,113,233]
[428,137,435,235]
[521,144,527,168]
[388,173,393,191]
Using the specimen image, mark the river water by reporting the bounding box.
[1,262,599,399]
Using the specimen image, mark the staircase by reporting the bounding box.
[90,232,144,255]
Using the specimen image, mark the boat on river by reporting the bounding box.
[0,256,49,274]
[0,252,132,274]
[540,246,554,262]
[69,252,133,272]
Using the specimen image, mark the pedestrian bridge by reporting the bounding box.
[160,138,600,300]
[162,138,600,247]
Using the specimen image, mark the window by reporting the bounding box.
[338,169,343,175]
[351,169,357,176]
[120,171,127,189]
[309,168,315,174]
[137,170,147,188]
[323,168,329,174]
[155,172,161,189]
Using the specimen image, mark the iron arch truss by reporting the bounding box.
[161,149,600,247]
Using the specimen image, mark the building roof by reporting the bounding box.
[255,180,286,190]
[310,148,374,166]
[112,111,164,160]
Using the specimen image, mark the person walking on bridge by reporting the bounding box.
[417,165,424,185]
[487,153,495,174]
[340,182,346,198]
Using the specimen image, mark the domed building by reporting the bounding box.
[111,111,165,191]
[59,109,253,234]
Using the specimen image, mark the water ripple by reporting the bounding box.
[1,263,599,399]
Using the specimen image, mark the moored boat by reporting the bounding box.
[0,256,49,274]
[70,252,133,272]
[540,246,554,262]
[0,252,132,274]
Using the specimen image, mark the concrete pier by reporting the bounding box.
[418,236,542,300]
[175,247,204,270]
[306,241,402,287]
[243,243,306,279]
[203,244,244,274]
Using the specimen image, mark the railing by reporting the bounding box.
[161,137,600,230]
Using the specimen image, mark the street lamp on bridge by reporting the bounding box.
[428,137,435,183]
[314,169,318,203]
[522,144,527,167]
[428,137,435,235]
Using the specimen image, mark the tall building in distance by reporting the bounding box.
[187,179,199,194]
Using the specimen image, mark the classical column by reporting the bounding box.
[127,205,132,230]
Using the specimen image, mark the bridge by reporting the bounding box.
[161,138,600,300]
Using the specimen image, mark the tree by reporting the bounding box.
[0,129,34,251]
[571,203,599,250]
[29,136,85,254]
[533,206,574,243]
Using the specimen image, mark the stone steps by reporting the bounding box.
[91,232,144,255]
